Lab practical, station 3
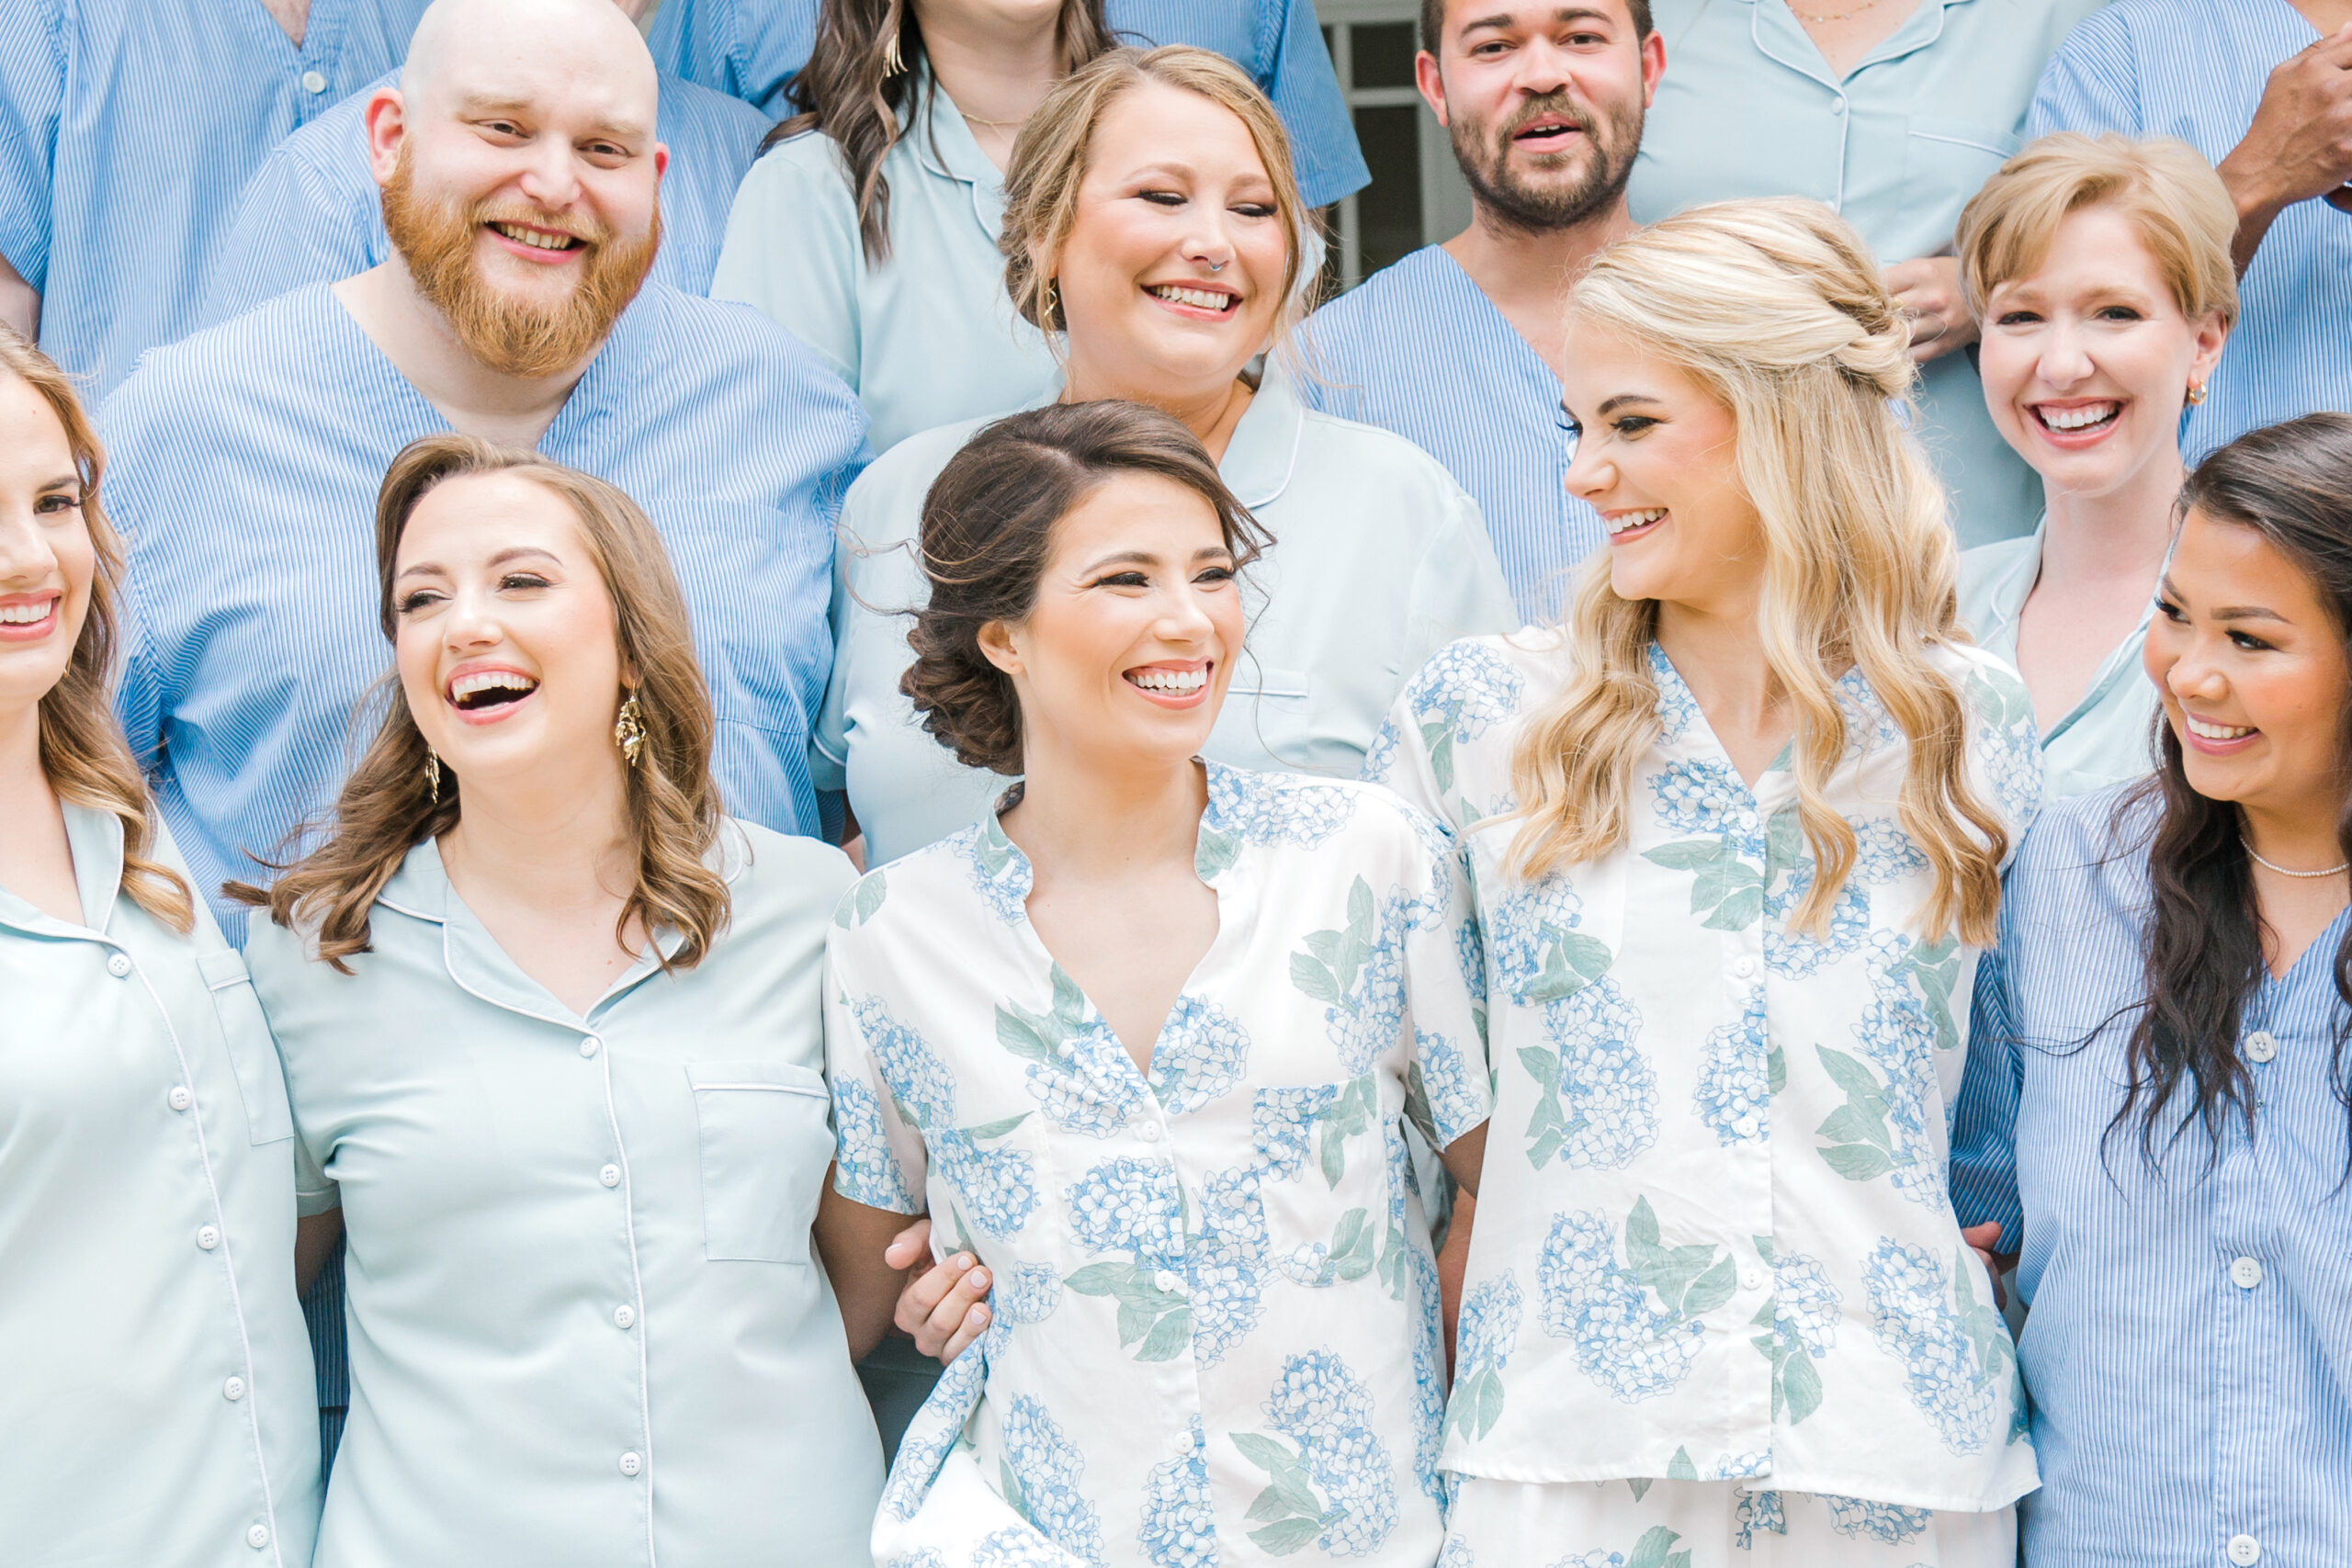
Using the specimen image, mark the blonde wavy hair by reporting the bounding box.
[238,436,730,971]
[1001,45,1312,354]
[1,326,193,931]
[1510,198,2007,946]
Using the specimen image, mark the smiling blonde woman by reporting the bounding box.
[1374,198,2045,1567]
[818,44,1515,872]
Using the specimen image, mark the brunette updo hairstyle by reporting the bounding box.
[902,400,1268,774]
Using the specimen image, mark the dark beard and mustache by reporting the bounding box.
[1451,89,1645,235]
[381,151,661,378]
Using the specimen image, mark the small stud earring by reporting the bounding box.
[2187,381,2208,406]
[615,692,646,769]
[425,747,442,806]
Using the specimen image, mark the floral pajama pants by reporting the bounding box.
[1441,1476,2015,1567]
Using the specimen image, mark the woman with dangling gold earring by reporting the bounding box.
[1954,133,2239,799]
[231,434,966,1565]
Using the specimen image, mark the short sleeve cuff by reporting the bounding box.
[296,1182,343,1218]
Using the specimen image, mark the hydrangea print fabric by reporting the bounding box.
[1374,631,2042,1547]
[825,765,1490,1565]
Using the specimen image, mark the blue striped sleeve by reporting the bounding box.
[2024,8,2149,140]
[1952,940,2027,1253]
[0,0,64,291]
[199,137,381,329]
[1261,0,1370,207]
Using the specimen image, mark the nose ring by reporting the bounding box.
[1207,260,1226,273]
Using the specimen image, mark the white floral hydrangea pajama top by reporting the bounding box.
[825,764,1494,1567]
[1368,631,2045,1567]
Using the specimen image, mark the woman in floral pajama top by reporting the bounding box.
[824,400,1493,1567]
[1369,201,2047,1567]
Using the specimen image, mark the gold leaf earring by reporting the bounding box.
[425,747,442,806]
[1044,276,1060,330]
[615,692,646,769]
[881,0,907,75]
[2187,381,2208,406]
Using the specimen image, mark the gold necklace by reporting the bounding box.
[959,107,1023,130]
[1792,0,1891,20]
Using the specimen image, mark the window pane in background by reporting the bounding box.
[1350,22,1418,89]
[1353,103,1423,278]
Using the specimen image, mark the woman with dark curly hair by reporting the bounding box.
[1955,413,2352,1568]
[822,398,1492,1566]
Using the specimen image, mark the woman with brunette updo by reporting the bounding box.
[1955,414,2352,1568]
[823,399,1492,1566]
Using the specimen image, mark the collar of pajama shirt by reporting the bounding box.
[243,821,884,1565]
[195,64,770,329]
[710,70,1063,456]
[1366,631,2046,1511]
[1957,519,2162,801]
[823,761,1492,1567]
[101,277,867,944]
[0,0,432,397]
[813,365,1519,868]
[0,805,320,1565]
[2025,0,2352,465]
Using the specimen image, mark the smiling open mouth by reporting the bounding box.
[1605,506,1666,540]
[2184,714,2256,742]
[447,670,541,712]
[1147,283,1240,317]
[1124,661,1212,706]
[488,221,583,253]
[2033,400,2120,434]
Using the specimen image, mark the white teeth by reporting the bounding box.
[492,222,577,251]
[1148,285,1238,311]
[1606,507,1666,536]
[0,600,54,624]
[1130,667,1207,694]
[449,670,538,702]
[2185,715,2255,740]
[2039,401,2120,431]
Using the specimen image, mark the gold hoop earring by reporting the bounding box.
[425,747,442,806]
[615,693,646,769]
[1043,276,1060,330]
[2187,381,2208,406]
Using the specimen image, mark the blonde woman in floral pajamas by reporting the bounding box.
[1371,199,2046,1566]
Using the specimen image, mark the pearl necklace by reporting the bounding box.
[2243,838,2351,878]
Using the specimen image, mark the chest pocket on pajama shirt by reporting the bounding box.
[687,1060,833,1263]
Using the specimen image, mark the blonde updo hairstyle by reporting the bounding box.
[1001,45,1311,358]
[1955,131,2239,345]
[1510,197,2007,947]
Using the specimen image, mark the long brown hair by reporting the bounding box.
[768,0,1114,263]
[1,326,193,931]
[238,436,730,971]
[2115,413,2352,1165]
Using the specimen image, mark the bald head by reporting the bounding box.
[401,0,658,128]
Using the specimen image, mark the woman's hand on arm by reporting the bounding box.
[295,1209,344,1297]
[1959,1221,2018,1311]
[886,1215,995,1364]
[1884,255,1979,365]
[812,1191,997,1366]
